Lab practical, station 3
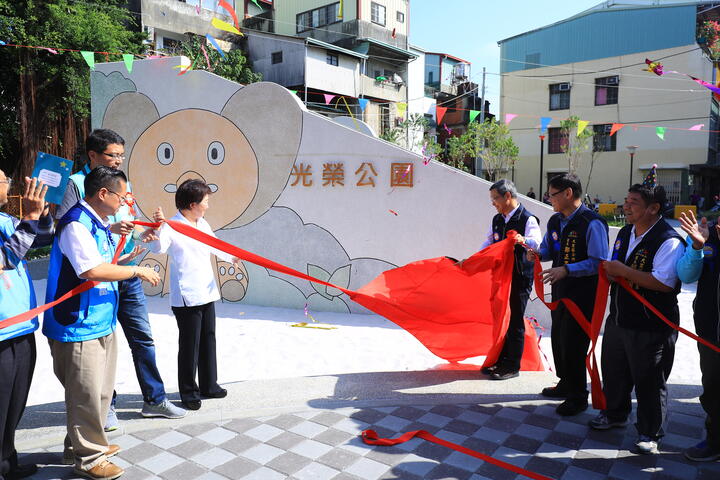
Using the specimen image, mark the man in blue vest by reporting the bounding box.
[529,174,609,416]
[473,179,541,380]
[45,167,160,479]
[676,210,720,462]
[590,180,685,455]
[57,129,185,432]
[0,172,53,480]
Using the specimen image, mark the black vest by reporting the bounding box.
[491,204,535,290]
[609,219,683,331]
[693,221,720,342]
[546,205,608,317]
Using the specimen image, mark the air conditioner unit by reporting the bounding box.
[606,75,619,85]
[558,82,571,91]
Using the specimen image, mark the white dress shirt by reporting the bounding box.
[58,200,111,276]
[148,211,234,307]
[480,205,542,250]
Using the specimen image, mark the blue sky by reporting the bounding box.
[409,0,604,113]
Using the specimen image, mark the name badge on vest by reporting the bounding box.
[493,232,500,242]
[96,281,110,296]
[551,231,560,251]
[612,239,622,261]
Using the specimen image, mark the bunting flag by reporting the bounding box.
[122,53,134,73]
[80,51,95,70]
[44,47,58,54]
[339,0,343,18]
[288,89,297,95]
[576,120,589,136]
[211,17,243,35]
[172,56,193,76]
[358,98,369,112]
[690,75,720,95]
[200,43,213,71]
[656,126,666,140]
[539,116,552,133]
[689,124,704,131]
[219,0,240,29]
[396,102,407,117]
[504,113,518,125]
[206,34,226,59]
[469,110,481,123]
[323,94,335,105]
[609,123,624,136]
[436,106,447,124]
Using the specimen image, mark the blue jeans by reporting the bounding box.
[116,277,166,404]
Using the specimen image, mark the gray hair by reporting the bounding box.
[489,179,517,199]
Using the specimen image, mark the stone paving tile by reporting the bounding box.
[265,414,304,430]
[264,451,312,475]
[168,437,214,458]
[190,447,235,469]
[159,461,207,480]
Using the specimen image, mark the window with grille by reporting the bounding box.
[595,76,619,106]
[371,2,386,26]
[271,51,283,64]
[296,2,341,33]
[397,11,405,23]
[326,52,338,66]
[549,83,570,110]
[592,124,616,151]
[548,127,568,154]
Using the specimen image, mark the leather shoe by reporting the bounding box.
[106,444,121,458]
[183,399,202,410]
[7,463,38,479]
[481,364,498,375]
[541,385,568,398]
[556,398,588,416]
[201,388,227,399]
[490,366,519,380]
[74,460,124,480]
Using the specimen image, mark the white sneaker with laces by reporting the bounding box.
[635,435,659,454]
[103,405,119,432]
[141,398,187,419]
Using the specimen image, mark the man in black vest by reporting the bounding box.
[529,174,609,416]
[471,179,541,380]
[591,183,685,455]
[674,211,720,462]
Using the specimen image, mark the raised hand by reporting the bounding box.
[21,177,48,221]
[153,206,165,224]
[678,210,708,250]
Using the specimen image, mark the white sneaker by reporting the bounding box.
[141,398,187,419]
[103,405,119,432]
[635,435,659,454]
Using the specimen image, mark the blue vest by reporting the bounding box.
[70,165,136,260]
[0,214,39,342]
[43,204,119,342]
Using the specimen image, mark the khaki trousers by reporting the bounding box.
[49,332,117,470]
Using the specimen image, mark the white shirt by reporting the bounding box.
[148,211,234,307]
[58,200,111,276]
[611,218,685,288]
[480,205,542,250]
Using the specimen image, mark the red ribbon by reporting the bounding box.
[361,429,553,480]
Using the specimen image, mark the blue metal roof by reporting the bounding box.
[498,4,698,73]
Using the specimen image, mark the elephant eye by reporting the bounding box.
[207,141,225,165]
[157,143,173,165]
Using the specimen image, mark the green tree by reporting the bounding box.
[178,35,261,85]
[445,135,470,172]
[0,0,145,181]
[560,115,593,174]
[465,120,519,181]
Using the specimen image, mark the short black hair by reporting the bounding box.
[175,179,211,210]
[86,129,125,154]
[628,183,666,210]
[84,166,127,198]
[489,179,517,199]
[548,173,582,199]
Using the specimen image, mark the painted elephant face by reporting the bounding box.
[129,109,259,229]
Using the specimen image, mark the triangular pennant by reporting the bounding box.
[469,110,481,123]
[219,0,240,29]
[609,123,624,136]
[211,17,243,35]
[122,54,134,73]
[689,124,704,131]
[323,94,335,105]
[656,126,665,140]
[358,98,369,112]
[80,51,95,70]
[339,0,343,18]
[540,116,552,133]
[206,34,226,59]
[396,102,407,117]
[251,0,261,7]
[577,120,589,136]
[289,89,297,95]
[504,113,518,125]
[436,106,447,124]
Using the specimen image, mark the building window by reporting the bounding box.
[371,2,386,26]
[271,51,283,64]
[397,11,405,23]
[595,76,619,105]
[380,105,391,135]
[549,83,570,110]
[592,124,617,152]
[548,127,568,154]
[162,37,181,53]
[296,2,341,33]
[326,52,338,66]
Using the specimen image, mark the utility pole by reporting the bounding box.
[475,67,486,177]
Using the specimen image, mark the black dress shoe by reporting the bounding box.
[490,367,519,381]
[201,388,227,399]
[556,398,588,416]
[541,385,569,398]
[182,399,202,410]
[7,463,38,480]
[481,364,498,375]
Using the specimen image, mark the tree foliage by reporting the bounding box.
[466,120,519,181]
[178,35,261,85]
[560,115,593,174]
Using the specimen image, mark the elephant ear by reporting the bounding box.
[221,82,303,228]
[102,92,160,177]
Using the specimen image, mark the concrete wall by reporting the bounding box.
[246,35,306,87]
[91,57,557,313]
[306,46,360,97]
[501,45,712,204]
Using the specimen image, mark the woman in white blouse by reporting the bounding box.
[147,179,238,411]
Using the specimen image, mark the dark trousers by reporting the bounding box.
[699,341,720,449]
[601,321,677,440]
[498,284,530,371]
[551,304,590,400]
[171,302,221,403]
[0,334,36,478]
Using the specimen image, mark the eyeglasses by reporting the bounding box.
[548,188,569,198]
[102,152,126,160]
[106,189,128,206]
